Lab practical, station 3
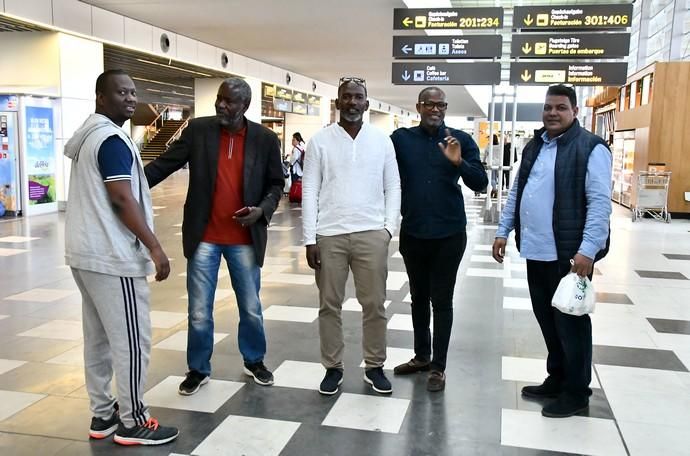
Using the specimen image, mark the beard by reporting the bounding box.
[218,110,244,127]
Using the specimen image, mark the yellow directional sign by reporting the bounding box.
[393,7,503,30]
[521,70,532,82]
[511,33,631,59]
[514,5,633,30]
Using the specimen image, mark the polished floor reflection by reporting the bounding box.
[1,169,690,455]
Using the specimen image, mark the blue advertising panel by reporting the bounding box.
[24,106,56,205]
[0,112,19,215]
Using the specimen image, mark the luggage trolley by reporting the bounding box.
[632,171,671,223]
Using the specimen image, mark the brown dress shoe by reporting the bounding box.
[393,358,430,375]
[427,370,446,392]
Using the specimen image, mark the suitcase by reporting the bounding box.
[289,179,302,203]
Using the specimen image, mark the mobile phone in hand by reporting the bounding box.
[234,206,251,217]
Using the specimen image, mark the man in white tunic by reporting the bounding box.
[302,77,401,396]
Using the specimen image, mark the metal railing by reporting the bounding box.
[134,106,170,147]
[164,119,189,148]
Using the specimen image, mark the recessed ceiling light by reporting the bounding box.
[132,77,193,90]
[136,58,212,77]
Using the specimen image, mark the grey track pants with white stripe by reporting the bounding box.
[71,268,152,428]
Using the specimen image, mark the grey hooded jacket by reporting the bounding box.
[64,113,154,277]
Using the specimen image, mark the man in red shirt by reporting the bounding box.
[145,78,284,395]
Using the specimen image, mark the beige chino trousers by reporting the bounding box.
[315,229,390,369]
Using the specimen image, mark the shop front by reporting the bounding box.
[261,83,325,158]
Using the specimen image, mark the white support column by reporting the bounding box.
[57,34,104,209]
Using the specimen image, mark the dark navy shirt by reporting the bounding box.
[97,135,133,182]
[391,123,488,239]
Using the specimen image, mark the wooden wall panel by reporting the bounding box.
[636,62,690,213]
[669,63,690,213]
[617,104,652,130]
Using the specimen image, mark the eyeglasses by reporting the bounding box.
[338,76,366,87]
[419,101,448,111]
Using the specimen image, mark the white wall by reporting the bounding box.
[194,78,221,118]
[0,32,61,96]
[444,116,475,131]
[370,111,395,135]
[244,77,262,124]
[284,113,324,149]
[0,32,101,208]
[56,34,103,206]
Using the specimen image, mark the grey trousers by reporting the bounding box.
[315,229,390,369]
[71,268,151,428]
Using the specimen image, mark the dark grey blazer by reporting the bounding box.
[144,116,284,267]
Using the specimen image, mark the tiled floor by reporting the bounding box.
[1,170,690,455]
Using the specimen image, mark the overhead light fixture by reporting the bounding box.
[146,88,195,98]
[132,77,193,90]
[135,58,212,77]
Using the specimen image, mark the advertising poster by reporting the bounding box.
[24,106,56,205]
[0,112,19,214]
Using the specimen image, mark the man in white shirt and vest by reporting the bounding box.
[302,77,401,396]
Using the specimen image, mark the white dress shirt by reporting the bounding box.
[302,122,401,245]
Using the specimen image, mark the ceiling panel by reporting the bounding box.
[80,0,486,116]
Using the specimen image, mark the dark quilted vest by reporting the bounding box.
[514,119,610,262]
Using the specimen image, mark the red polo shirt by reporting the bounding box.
[202,127,252,245]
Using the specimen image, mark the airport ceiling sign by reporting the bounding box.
[393,7,504,30]
[510,62,628,86]
[512,33,631,59]
[393,35,502,59]
[392,62,501,85]
[513,4,633,30]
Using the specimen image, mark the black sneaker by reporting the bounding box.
[178,370,210,396]
[364,367,393,394]
[89,408,120,439]
[319,368,344,396]
[243,361,274,386]
[113,418,179,446]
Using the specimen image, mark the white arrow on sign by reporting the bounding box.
[401,44,412,54]
[402,70,411,81]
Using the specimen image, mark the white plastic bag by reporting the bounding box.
[551,268,595,316]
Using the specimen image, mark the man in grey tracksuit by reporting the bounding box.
[64,69,177,446]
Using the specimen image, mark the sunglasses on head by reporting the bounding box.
[338,76,366,87]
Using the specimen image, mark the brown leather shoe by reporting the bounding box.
[427,370,446,392]
[393,358,430,375]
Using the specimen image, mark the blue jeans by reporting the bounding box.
[186,242,266,375]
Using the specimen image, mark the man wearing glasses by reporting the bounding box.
[302,77,401,395]
[391,87,487,392]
